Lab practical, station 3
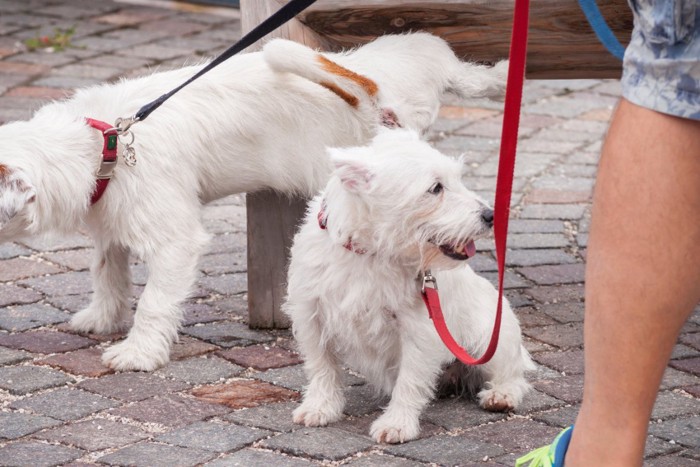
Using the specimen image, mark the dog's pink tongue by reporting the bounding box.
[465,240,476,258]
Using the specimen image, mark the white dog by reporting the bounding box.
[285,129,533,444]
[0,33,507,371]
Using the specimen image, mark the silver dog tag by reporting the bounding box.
[123,145,137,167]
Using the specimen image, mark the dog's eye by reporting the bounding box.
[428,182,443,195]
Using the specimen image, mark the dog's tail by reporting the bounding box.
[263,39,378,109]
[447,60,509,99]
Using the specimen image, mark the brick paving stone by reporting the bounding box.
[519,204,587,220]
[199,252,246,275]
[524,323,584,349]
[463,418,561,454]
[649,416,700,448]
[507,233,570,250]
[19,233,92,252]
[533,349,584,375]
[651,391,700,420]
[524,285,585,304]
[18,270,93,296]
[45,294,92,313]
[385,433,505,465]
[0,346,31,365]
[539,301,584,324]
[35,347,112,377]
[109,394,231,427]
[647,455,700,466]
[97,441,216,467]
[532,404,580,428]
[508,219,565,234]
[199,273,248,295]
[0,365,73,394]
[0,242,31,259]
[533,374,584,404]
[422,397,506,429]
[170,335,218,359]
[0,440,83,467]
[513,389,567,414]
[181,303,230,326]
[0,303,69,331]
[225,401,299,432]
[681,332,700,350]
[342,384,386,417]
[684,385,700,398]
[217,344,302,370]
[0,330,96,353]
[523,336,553,353]
[525,188,591,204]
[191,379,300,409]
[481,270,530,289]
[33,75,101,89]
[156,420,272,452]
[0,283,43,307]
[155,356,243,384]
[33,419,148,450]
[517,264,585,286]
[52,63,122,80]
[205,448,318,467]
[661,368,700,390]
[671,357,700,376]
[343,452,427,466]
[253,365,308,392]
[0,257,62,281]
[10,388,118,421]
[506,249,578,267]
[42,249,92,271]
[515,307,558,328]
[182,321,273,347]
[0,412,61,439]
[79,372,190,402]
[261,427,373,461]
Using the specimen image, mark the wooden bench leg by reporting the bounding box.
[241,0,327,329]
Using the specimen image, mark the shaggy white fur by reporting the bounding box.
[285,129,534,444]
[0,33,507,371]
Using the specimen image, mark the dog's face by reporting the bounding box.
[0,163,36,240]
[329,129,492,271]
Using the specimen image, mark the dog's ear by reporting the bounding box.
[0,164,36,229]
[329,151,374,193]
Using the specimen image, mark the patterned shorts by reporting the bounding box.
[622,0,700,120]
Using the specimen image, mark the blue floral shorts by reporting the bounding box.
[622,0,700,120]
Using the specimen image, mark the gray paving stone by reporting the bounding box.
[462,418,562,454]
[343,384,386,417]
[652,391,700,421]
[0,242,31,259]
[200,273,248,295]
[33,418,148,450]
[650,416,700,448]
[154,356,243,385]
[532,405,580,428]
[156,421,272,452]
[343,453,425,466]
[506,249,578,267]
[0,365,73,394]
[507,233,570,249]
[0,346,31,365]
[253,365,308,392]
[539,301,585,324]
[385,433,505,464]
[182,322,273,348]
[519,204,587,220]
[108,394,231,427]
[0,283,43,307]
[661,368,700,390]
[261,427,374,461]
[78,372,191,402]
[513,389,567,414]
[422,398,506,430]
[524,323,584,349]
[0,412,61,439]
[225,401,299,432]
[98,441,216,467]
[18,270,93,296]
[0,440,83,467]
[10,387,118,421]
[0,303,69,331]
[205,448,318,467]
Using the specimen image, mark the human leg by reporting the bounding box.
[564,98,700,466]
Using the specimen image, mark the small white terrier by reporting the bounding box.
[0,33,507,371]
[285,129,534,444]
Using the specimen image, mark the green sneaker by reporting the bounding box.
[515,425,573,467]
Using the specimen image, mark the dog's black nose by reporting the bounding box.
[481,208,494,227]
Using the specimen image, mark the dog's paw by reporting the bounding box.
[370,412,420,444]
[101,338,169,372]
[478,388,516,412]
[292,401,343,427]
[70,306,129,335]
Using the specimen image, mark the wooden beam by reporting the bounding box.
[298,0,632,79]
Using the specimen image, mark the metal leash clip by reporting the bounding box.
[109,116,140,167]
[421,270,438,293]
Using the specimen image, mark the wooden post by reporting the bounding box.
[241,0,327,328]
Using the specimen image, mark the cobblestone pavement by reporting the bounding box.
[1,0,699,466]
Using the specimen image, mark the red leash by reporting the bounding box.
[421,0,530,365]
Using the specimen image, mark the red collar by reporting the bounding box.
[85,118,118,205]
[317,201,367,255]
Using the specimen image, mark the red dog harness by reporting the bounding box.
[85,118,119,205]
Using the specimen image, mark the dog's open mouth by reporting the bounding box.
[438,240,477,261]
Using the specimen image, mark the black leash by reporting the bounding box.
[110,0,317,155]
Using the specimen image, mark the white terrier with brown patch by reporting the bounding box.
[285,129,533,444]
[0,33,507,372]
